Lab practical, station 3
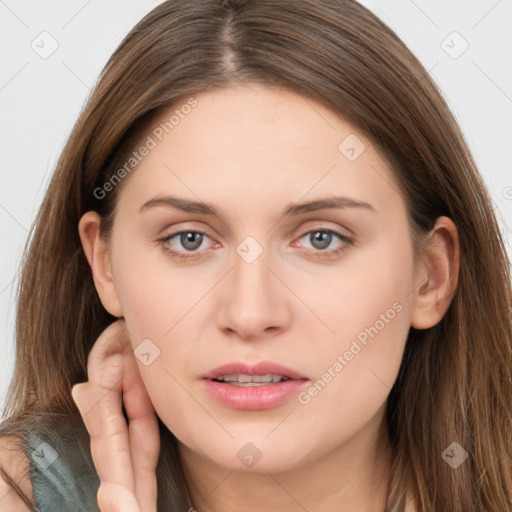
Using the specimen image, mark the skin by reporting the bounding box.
[77,84,459,512]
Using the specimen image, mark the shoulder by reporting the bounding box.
[0,412,102,512]
[0,435,35,511]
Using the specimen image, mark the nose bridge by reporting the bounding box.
[232,234,275,308]
[216,234,290,339]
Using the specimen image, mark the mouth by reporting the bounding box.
[210,373,292,386]
[201,361,310,410]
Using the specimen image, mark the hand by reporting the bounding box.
[71,319,160,512]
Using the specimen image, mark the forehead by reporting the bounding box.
[116,84,404,219]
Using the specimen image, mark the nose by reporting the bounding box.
[216,242,292,342]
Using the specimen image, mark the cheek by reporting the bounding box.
[111,237,209,341]
[283,253,412,462]
[285,233,414,433]
[110,246,217,437]
[281,226,414,350]
[288,303,410,468]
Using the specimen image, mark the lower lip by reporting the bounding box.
[202,379,309,410]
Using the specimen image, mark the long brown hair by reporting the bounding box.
[1,1,511,510]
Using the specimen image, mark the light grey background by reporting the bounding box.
[1,0,511,414]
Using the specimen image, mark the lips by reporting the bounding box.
[201,361,310,410]
[201,361,309,381]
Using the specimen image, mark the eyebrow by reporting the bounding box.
[139,194,376,218]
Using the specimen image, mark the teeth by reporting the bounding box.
[215,373,289,385]
[222,374,240,382]
[253,375,273,383]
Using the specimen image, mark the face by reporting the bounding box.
[102,84,418,473]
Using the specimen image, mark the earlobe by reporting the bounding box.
[410,216,460,330]
[78,211,123,318]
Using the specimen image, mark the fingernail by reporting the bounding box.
[71,384,84,408]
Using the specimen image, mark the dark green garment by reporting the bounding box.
[23,421,101,512]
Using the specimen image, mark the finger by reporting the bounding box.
[78,319,159,511]
[122,362,160,512]
[98,320,160,511]
[87,320,132,388]
[72,320,136,492]
[72,380,136,493]
[97,482,141,512]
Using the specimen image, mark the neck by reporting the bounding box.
[178,407,393,512]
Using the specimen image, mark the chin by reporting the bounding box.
[203,433,317,474]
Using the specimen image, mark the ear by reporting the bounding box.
[78,211,123,318]
[410,216,460,330]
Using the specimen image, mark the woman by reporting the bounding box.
[1,1,511,511]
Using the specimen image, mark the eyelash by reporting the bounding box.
[158,227,353,261]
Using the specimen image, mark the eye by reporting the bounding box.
[159,230,214,261]
[294,228,353,259]
[158,227,353,261]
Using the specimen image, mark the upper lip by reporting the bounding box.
[202,361,309,380]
